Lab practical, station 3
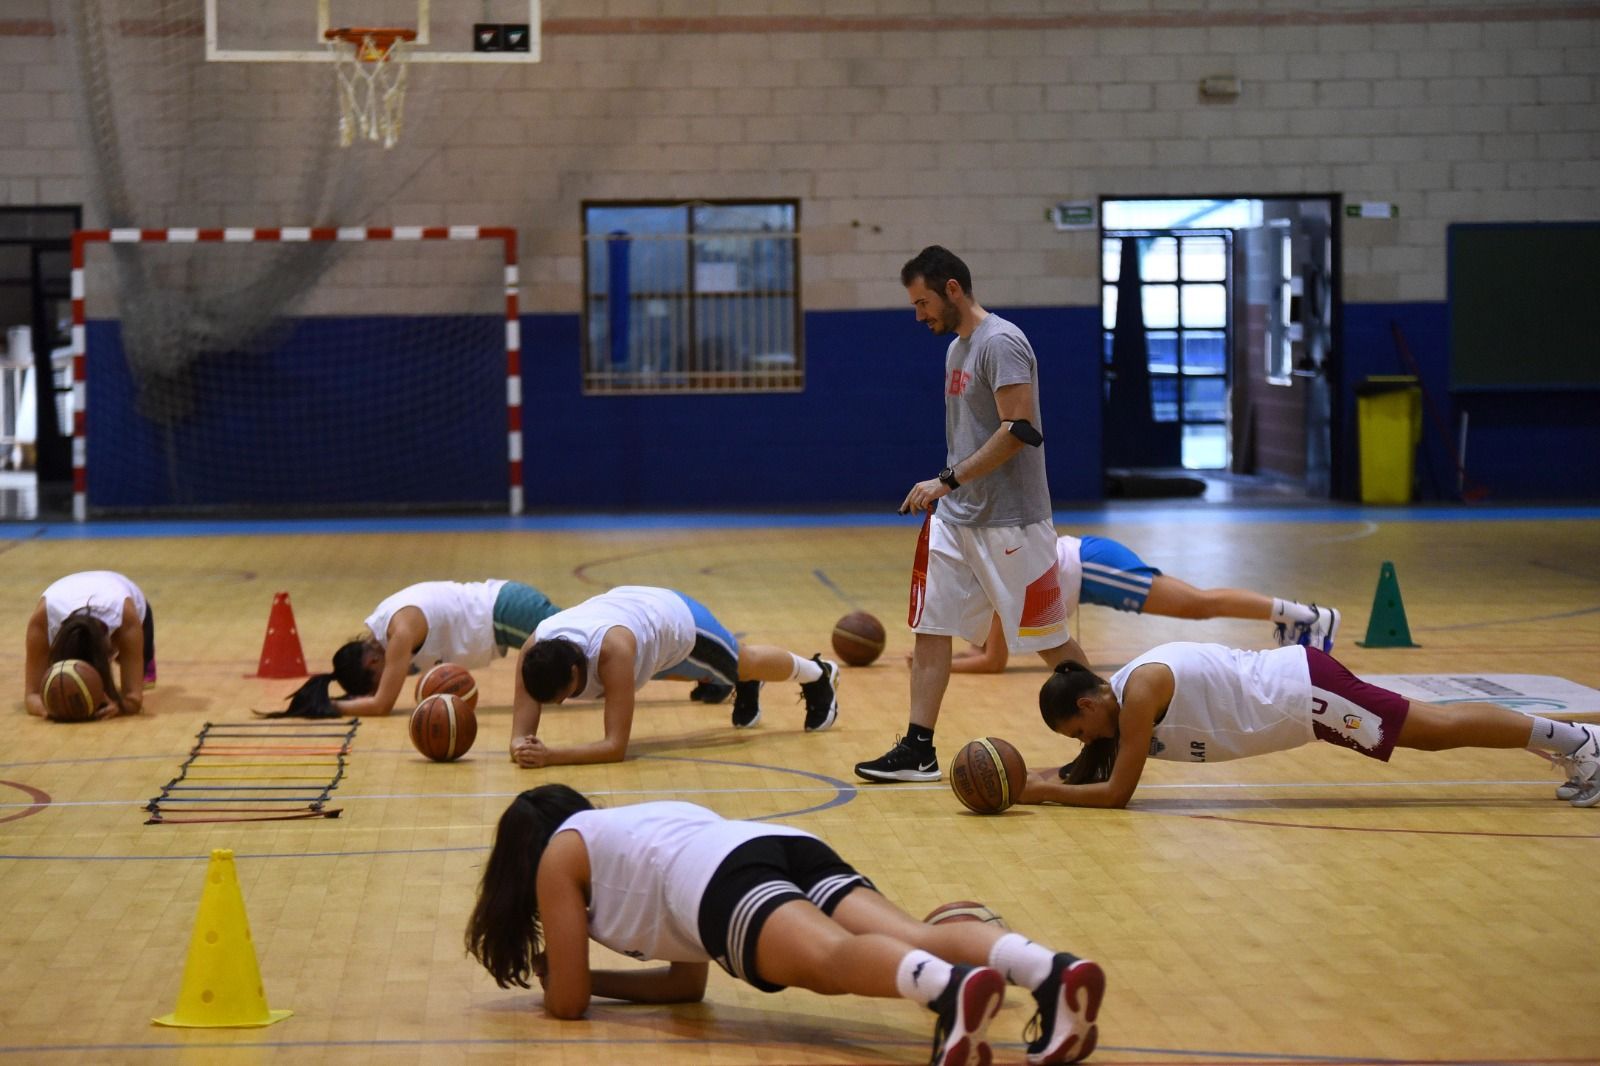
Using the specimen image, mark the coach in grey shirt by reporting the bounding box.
[855,246,1086,783]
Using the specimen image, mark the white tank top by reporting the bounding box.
[1055,536,1084,620]
[533,586,695,700]
[364,580,508,670]
[41,571,147,644]
[558,802,814,963]
[1110,642,1313,763]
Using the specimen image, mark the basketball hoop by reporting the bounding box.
[323,27,418,149]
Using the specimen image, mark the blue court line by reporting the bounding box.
[4,504,1598,541]
[0,754,855,860]
[812,568,858,608]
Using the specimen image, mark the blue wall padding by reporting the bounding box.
[85,301,1598,511]
[1340,302,1600,501]
[86,317,507,508]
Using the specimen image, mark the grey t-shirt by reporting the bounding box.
[941,313,1051,527]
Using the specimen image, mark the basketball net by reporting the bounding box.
[324,28,416,149]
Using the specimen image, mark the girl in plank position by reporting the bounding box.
[947,534,1339,675]
[465,784,1106,1065]
[1024,642,1600,809]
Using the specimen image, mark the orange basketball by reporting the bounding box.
[409,693,477,762]
[949,736,1027,815]
[42,659,104,722]
[923,900,1010,929]
[414,662,479,715]
[831,610,886,666]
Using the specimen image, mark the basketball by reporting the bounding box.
[923,900,1010,929]
[949,736,1027,815]
[409,693,477,762]
[42,659,105,722]
[831,610,886,666]
[414,662,479,715]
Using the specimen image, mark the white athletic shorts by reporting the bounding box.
[908,513,1067,652]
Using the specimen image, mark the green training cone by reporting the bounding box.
[1356,561,1420,648]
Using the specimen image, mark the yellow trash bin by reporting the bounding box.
[1356,375,1422,504]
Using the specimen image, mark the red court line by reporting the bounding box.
[1173,811,1600,841]
[544,5,1600,33]
[0,780,51,824]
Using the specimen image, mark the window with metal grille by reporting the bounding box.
[1102,230,1232,470]
[581,201,801,394]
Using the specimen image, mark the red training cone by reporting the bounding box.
[253,592,308,678]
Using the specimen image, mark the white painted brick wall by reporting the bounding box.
[0,0,1595,311]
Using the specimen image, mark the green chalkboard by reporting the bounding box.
[1448,223,1600,390]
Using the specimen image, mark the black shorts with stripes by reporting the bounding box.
[695,835,875,993]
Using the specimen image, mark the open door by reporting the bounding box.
[1101,196,1339,499]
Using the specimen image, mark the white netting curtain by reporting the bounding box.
[49,0,520,512]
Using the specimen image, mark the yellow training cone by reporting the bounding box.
[153,849,292,1028]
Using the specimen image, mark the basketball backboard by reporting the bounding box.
[204,0,541,63]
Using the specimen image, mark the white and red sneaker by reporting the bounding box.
[929,965,1005,1066]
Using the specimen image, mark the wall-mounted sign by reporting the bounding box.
[1345,202,1398,219]
[1050,201,1097,230]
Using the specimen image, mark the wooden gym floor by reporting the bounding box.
[2,507,1598,1065]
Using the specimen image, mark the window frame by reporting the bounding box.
[579,198,803,395]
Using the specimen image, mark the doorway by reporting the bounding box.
[0,206,79,520]
[1100,195,1340,500]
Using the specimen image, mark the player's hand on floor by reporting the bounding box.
[511,736,550,768]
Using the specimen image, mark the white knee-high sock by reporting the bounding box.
[787,653,822,684]
[895,950,953,1005]
[1271,598,1318,625]
[1524,717,1592,755]
[988,932,1055,990]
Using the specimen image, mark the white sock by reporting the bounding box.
[1271,598,1318,625]
[1524,717,1592,755]
[788,653,822,684]
[894,950,953,1006]
[988,932,1055,990]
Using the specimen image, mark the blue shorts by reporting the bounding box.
[1078,535,1163,613]
[653,591,741,686]
[492,581,560,651]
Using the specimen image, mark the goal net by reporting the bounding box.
[72,226,523,517]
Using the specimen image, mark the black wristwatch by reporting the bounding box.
[938,466,961,490]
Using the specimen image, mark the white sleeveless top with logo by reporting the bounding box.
[42,571,147,644]
[1110,642,1313,763]
[558,801,814,963]
[533,586,695,700]
[1055,536,1084,620]
[364,580,507,670]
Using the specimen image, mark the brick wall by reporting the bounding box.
[2,1,1595,314]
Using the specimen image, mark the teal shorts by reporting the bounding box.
[492,581,560,651]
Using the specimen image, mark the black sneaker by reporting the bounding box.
[689,680,734,704]
[854,736,939,782]
[1023,953,1105,1065]
[929,965,1005,1066]
[800,655,839,732]
[731,680,763,728]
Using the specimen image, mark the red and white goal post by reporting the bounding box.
[70,224,524,519]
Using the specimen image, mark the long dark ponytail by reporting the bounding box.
[50,608,123,711]
[1040,660,1118,785]
[465,784,595,989]
[270,640,376,718]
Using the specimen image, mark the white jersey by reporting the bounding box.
[558,801,814,963]
[1110,642,1313,763]
[533,586,695,700]
[41,571,147,644]
[1055,535,1084,620]
[365,580,508,671]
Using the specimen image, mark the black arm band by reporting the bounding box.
[1008,419,1044,447]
